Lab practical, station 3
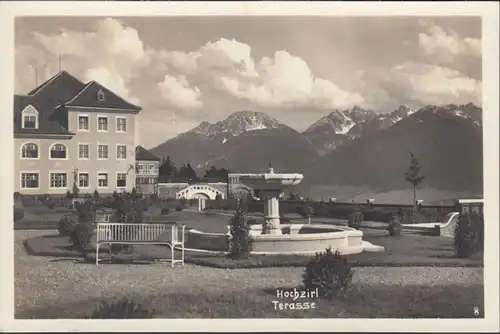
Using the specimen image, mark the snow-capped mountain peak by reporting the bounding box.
[189,110,282,137]
[305,109,356,135]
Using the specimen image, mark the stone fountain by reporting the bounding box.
[186,164,384,255]
[236,164,303,235]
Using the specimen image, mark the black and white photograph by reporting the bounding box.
[1,1,498,332]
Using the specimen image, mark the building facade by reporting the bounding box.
[135,146,160,195]
[227,174,253,199]
[14,71,141,195]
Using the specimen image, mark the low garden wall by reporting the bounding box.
[203,199,456,223]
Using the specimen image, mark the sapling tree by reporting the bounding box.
[227,200,252,258]
[72,167,80,199]
[404,153,425,217]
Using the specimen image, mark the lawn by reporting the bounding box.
[22,209,483,268]
[16,230,484,319]
[18,284,485,319]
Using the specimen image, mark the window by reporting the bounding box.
[78,173,89,188]
[117,173,127,187]
[21,143,39,159]
[98,116,108,131]
[23,115,37,129]
[98,144,108,159]
[97,89,105,101]
[21,105,39,129]
[21,173,39,188]
[116,117,127,132]
[98,173,108,188]
[50,143,67,159]
[78,144,89,159]
[116,145,127,159]
[78,115,89,131]
[50,173,67,189]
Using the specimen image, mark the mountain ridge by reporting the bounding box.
[149,103,483,194]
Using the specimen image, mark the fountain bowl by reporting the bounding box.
[187,223,384,255]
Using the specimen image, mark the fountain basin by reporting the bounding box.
[186,224,383,255]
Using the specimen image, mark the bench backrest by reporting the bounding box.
[96,223,185,243]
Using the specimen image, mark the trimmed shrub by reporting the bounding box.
[88,297,155,319]
[247,218,258,225]
[14,207,24,222]
[302,247,354,299]
[301,202,315,219]
[347,207,363,230]
[227,204,252,259]
[388,214,403,237]
[43,197,56,210]
[315,203,329,218]
[75,200,96,224]
[58,215,78,237]
[161,208,170,215]
[454,213,484,258]
[69,223,94,250]
[175,205,183,212]
[130,187,138,199]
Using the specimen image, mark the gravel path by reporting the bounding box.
[15,230,484,314]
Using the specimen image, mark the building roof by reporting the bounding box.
[14,70,142,136]
[65,81,141,111]
[135,145,161,161]
[13,95,75,136]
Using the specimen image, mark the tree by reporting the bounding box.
[404,153,425,216]
[203,166,229,182]
[72,167,80,198]
[227,201,252,259]
[179,163,199,183]
[159,156,178,182]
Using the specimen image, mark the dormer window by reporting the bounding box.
[23,115,37,129]
[97,89,105,101]
[21,105,39,130]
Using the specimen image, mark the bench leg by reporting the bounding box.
[181,244,185,266]
[96,243,99,266]
[170,244,174,268]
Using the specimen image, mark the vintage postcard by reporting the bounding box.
[0,1,498,332]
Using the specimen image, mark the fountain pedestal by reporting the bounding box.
[261,190,282,235]
[236,166,303,236]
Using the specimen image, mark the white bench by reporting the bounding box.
[95,223,186,267]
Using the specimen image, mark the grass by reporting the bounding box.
[15,230,484,319]
[16,284,484,319]
[23,226,484,268]
[20,209,483,268]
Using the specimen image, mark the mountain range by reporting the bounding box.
[149,103,483,195]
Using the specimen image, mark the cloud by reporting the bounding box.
[156,50,199,74]
[28,18,148,103]
[86,67,139,104]
[158,74,203,110]
[165,39,365,110]
[418,20,481,64]
[15,17,483,147]
[374,61,482,107]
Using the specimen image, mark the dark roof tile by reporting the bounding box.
[136,146,161,161]
[13,95,73,136]
[65,81,141,111]
[14,70,141,136]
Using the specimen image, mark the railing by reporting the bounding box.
[95,223,185,267]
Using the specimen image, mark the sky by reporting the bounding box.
[14,16,482,149]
